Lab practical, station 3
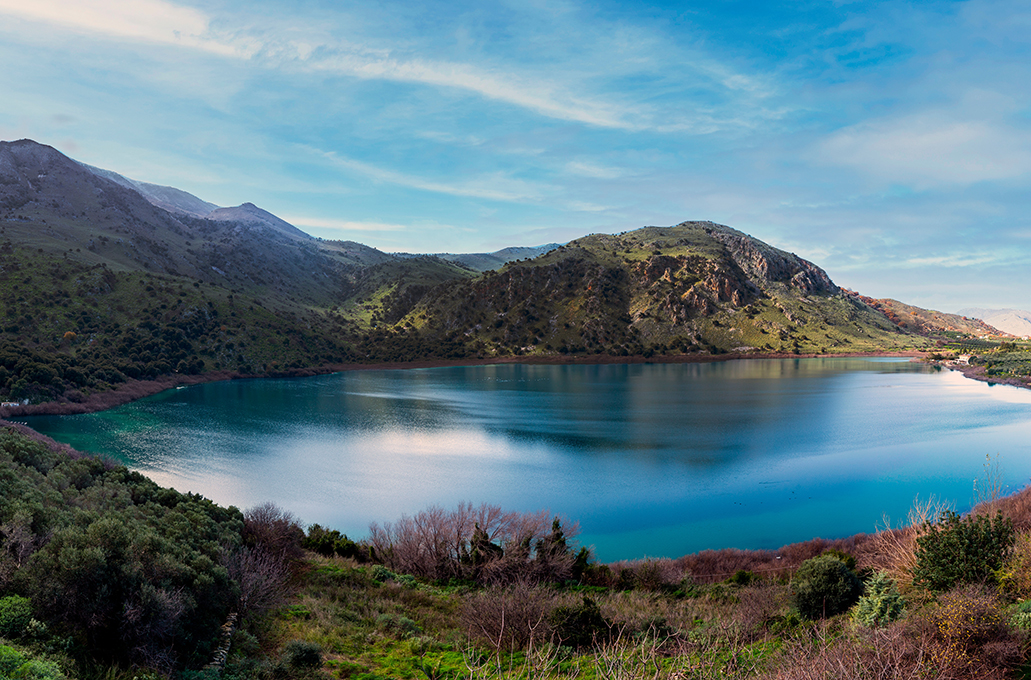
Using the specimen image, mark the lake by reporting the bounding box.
[20,358,1031,561]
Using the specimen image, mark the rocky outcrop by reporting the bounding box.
[702,223,838,295]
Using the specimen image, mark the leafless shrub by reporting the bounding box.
[120,584,189,673]
[976,484,1031,532]
[243,501,305,563]
[223,545,292,618]
[730,584,788,643]
[924,585,1021,678]
[0,511,46,591]
[654,533,875,586]
[606,558,686,591]
[369,502,576,584]
[461,582,558,652]
[767,621,933,680]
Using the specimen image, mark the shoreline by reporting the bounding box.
[945,362,1031,391]
[1,350,928,418]
[7,348,1031,577]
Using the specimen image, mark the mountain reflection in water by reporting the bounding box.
[22,358,1031,561]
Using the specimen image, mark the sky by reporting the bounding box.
[1,0,1029,312]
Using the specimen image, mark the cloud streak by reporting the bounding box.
[304,51,643,130]
[310,148,545,203]
[0,0,256,56]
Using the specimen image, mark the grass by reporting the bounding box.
[229,480,1031,680]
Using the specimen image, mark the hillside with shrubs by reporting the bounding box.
[3,426,1031,679]
[0,139,952,417]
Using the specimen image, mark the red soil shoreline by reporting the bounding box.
[0,350,928,419]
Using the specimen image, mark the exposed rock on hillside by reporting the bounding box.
[400,222,919,357]
[849,295,1006,337]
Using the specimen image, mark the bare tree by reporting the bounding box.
[369,502,578,584]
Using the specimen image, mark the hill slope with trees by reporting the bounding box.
[2,138,1000,413]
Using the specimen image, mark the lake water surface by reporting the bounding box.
[21,358,1031,561]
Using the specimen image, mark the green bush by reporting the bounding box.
[0,429,244,670]
[9,658,63,680]
[281,640,322,670]
[0,596,32,637]
[375,614,421,639]
[726,570,757,586]
[852,572,904,627]
[0,646,26,676]
[370,565,396,583]
[912,511,1015,591]
[549,596,612,648]
[791,554,864,619]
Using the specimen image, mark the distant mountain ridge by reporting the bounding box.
[959,308,1031,337]
[79,163,219,218]
[842,295,1006,337]
[394,244,562,272]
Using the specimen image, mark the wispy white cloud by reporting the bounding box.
[565,161,626,179]
[310,147,545,203]
[302,50,642,130]
[566,200,614,212]
[0,0,649,130]
[0,0,257,57]
[901,251,1019,268]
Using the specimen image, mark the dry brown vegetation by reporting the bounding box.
[211,482,1031,680]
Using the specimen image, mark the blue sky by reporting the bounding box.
[1,0,1029,312]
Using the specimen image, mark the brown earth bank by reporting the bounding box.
[0,349,928,418]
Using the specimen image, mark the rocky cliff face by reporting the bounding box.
[398,221,913,356]
[701,223,838,295]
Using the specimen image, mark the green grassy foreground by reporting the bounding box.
[4,425,1031,679]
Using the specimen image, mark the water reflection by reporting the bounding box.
[21,358,1031,561]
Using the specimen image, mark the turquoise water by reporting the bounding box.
[20,358,1031,561]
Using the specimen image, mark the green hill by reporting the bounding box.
[398,223,929,358]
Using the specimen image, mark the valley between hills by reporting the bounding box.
[5,138,1031,679]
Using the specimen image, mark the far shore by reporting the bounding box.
[945,362,1031,391]
[0,350,929,419]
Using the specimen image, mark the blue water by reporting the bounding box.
[20,358,1031,561]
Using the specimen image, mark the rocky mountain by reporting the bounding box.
[79,163,219,217]
[0,138,953,408]
[0,139,401,309]
[393,222,924,357]
[959,308,1031,337]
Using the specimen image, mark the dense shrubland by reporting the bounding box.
[0,247,357,409]
[0,428,311,678]
[968,342,1031,381]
